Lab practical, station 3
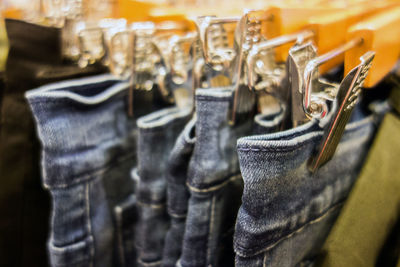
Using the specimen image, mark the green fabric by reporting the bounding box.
[0,19,7,72]
[317,112,400,267]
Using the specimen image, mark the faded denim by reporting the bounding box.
[162,118,196,267]
[234,103,386,267]
[26,75,142,267]
[134,107,192,267]
[178,89,285,267]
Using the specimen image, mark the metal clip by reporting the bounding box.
[131,22,158,91]
[229,10,276,124]
[109,29,133,77]
[247,30,314,95]
[302,38,363,120]
[77,26,106,68]
[288,42,320,127]
[289,38,372,171]
[195,15,239,72]
[309,51,374,172]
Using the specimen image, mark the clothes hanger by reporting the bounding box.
[288,6,400,171]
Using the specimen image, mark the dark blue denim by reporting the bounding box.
[162,118,196,267]
[26,74,141,267]
[134,107,192,267]
[178,89,285,267]
[234,103,387,267]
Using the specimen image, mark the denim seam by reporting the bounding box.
[43,152,136,189]
[195,96,231,102]
[235,200,344,257]
[136,201,166,209]
[186,174,242,193]
[167,211,187,219]
[262,252,267,267]
[137,259,162,266]
[237,138,316,153]
[86,182,95,267]
[115,205,126,267]
[27,92,125,104]
[207,194,216,265]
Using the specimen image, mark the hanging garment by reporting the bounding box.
[233,101,387,267]
[26,76,139,267]
[162,118,196,267]
[133,107,191,267]
[178,88,285,267]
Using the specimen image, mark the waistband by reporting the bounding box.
[26,74,136,189]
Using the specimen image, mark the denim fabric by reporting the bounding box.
[234,103,385,267]
[0,19,106,267]
[26,75,142,267]
[134,107,192,267]
[162,118,196,267]
[178,88,285,267]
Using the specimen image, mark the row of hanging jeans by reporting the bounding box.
[0,18,397,267]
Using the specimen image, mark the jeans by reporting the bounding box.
[234,103,386,267]
[162,118,196,267]
[0,19,106,267]
[178,88,285,267]
[26,75,148,267]
[133,107,191,267]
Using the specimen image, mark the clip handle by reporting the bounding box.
[345,6,400,88]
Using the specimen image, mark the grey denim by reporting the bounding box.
[178,88,285,267]
[133,107,192,267]
[234,103,386,267]
[162,118,196,267]
[25,74,145,267]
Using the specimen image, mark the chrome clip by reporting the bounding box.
[193,15,240,89]
[229,10,276,124]
[289,39,373,172]
[131,22,159,91]
[77,26,106,68]
[195,15,238,72]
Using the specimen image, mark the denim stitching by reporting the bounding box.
[263,252,267,267]
[207,194,216,265]
[86,182,94,267]
[137,259,162,266]
[167,210,187,219]
[115,205,126,267]
[187,174,242,193]
[136,201,166,209]
[234,200,344,257]
[43,152,136,189]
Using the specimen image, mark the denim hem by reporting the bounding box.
[234,200,345,258]
[237,114,375,148]
[186,173,242,193]
[137,107,192,130]
[138,259,162,266]
[49,235,95,266]
[26,81,130,105]
[166,211,187,219]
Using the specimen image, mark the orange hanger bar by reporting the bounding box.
[262,0,397,63]
[345,6,400,88]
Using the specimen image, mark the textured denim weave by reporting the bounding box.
[178,88,285,267]
[162,118,196,267]
[133,106,191,267]
[26,75,140,267]
[234,103,386,267]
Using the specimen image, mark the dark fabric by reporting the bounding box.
[0,19,106,267]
